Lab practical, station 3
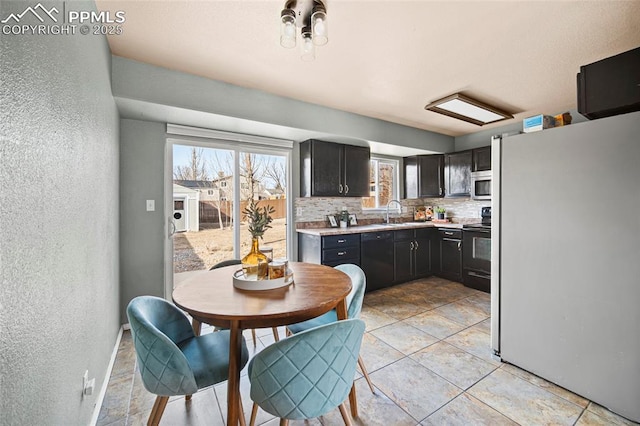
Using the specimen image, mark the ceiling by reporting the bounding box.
[97,0,640,137]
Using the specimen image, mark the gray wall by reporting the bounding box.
[112,56,454,154]
[0,1,120,424]
[120,119,167,323]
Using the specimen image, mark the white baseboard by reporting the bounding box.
[89,325,124,426]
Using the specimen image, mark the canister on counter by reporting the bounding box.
[268,259,288,279]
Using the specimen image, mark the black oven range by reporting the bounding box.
[462,207,491,293]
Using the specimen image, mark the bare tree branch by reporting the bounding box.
[264,158,286,191]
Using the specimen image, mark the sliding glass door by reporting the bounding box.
[169,140,291,288]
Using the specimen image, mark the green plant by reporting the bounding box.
[243,199,275,239]
[435,206,446,214]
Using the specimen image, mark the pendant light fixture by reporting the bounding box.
[280,0,328,60]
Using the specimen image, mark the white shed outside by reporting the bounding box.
[173,184,200,232]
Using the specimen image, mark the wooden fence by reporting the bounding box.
[199,199,287,224]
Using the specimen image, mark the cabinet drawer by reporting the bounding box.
[322,234,360,249]
[439,229,462,239]
[394,229,415,241]
[415,228,433,239]
[322,246,360,262]
[361,231,393,242]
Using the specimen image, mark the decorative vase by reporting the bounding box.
[242,237,268,280]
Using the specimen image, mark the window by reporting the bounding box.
[362,157,399,209]
[220,181,227,187]
[207,190,214,195]
[240,183,249,190]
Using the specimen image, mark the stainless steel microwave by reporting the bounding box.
[471,171,491,200]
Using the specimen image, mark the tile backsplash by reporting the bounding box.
[295,197,490,225]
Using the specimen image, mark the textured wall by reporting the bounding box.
[0,1,120,424]
[119,119,166,323]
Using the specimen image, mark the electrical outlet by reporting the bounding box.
[146,200,155,212]
[296,207,302,216]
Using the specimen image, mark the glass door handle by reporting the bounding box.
[169,218,176,237]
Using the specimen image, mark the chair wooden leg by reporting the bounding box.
[358,355,375,394]
[338,402,353,426]
[278,419,289,426]
[238,392,246,426]
[285,327,292,337]
[251,329,257,346]
[185,394,192,401]
[147,395,169,426]
[349,384,358,418]
[249,402,259,426]
[272,327,280,342]
[192,319,202,336]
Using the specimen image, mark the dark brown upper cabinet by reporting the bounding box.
[404,154,445,199]
[472,146,492,172]
[444,150,472,197]
[300,140,370,197]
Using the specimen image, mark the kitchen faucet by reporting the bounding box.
[385,200,402,224]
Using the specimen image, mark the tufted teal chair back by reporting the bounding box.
[248,319,365,420]
[335,264,366,319]
[127,296,199,396]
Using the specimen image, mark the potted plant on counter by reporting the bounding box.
[435,206,446,220]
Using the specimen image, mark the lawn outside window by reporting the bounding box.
[362,157,400,211]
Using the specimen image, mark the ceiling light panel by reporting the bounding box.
[425,93,513,126]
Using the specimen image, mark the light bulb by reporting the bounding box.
[301,26,315,61]
[304,37,313,52]
[314,18,325,35]
[280,8,296,49]
[311,8,328,46]
[284,21,295,37]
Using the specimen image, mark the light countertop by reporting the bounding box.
[296,221,465,236]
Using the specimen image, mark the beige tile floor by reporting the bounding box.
[97,277,638,426]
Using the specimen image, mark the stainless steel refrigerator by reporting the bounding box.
[491,111,640,422]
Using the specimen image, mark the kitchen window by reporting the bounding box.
[362,157,399,210]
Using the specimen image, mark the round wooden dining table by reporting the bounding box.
[172,261,355,426]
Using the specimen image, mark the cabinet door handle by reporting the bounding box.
[457,241,461,250]
[414,240,419,250]
[410,241,415,250]
[337,239,346,243]
[345,184,349,194]
[338,184,343,193]
[337,251,346,256]
[444,231,454,236]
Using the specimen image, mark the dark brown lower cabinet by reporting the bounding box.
[298,226,464,293]
[394,229,434,283]
[298,233,360,267]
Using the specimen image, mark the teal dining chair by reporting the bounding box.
[286,264,375,393]
[248,319,366,426]
[127,296,250,426]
